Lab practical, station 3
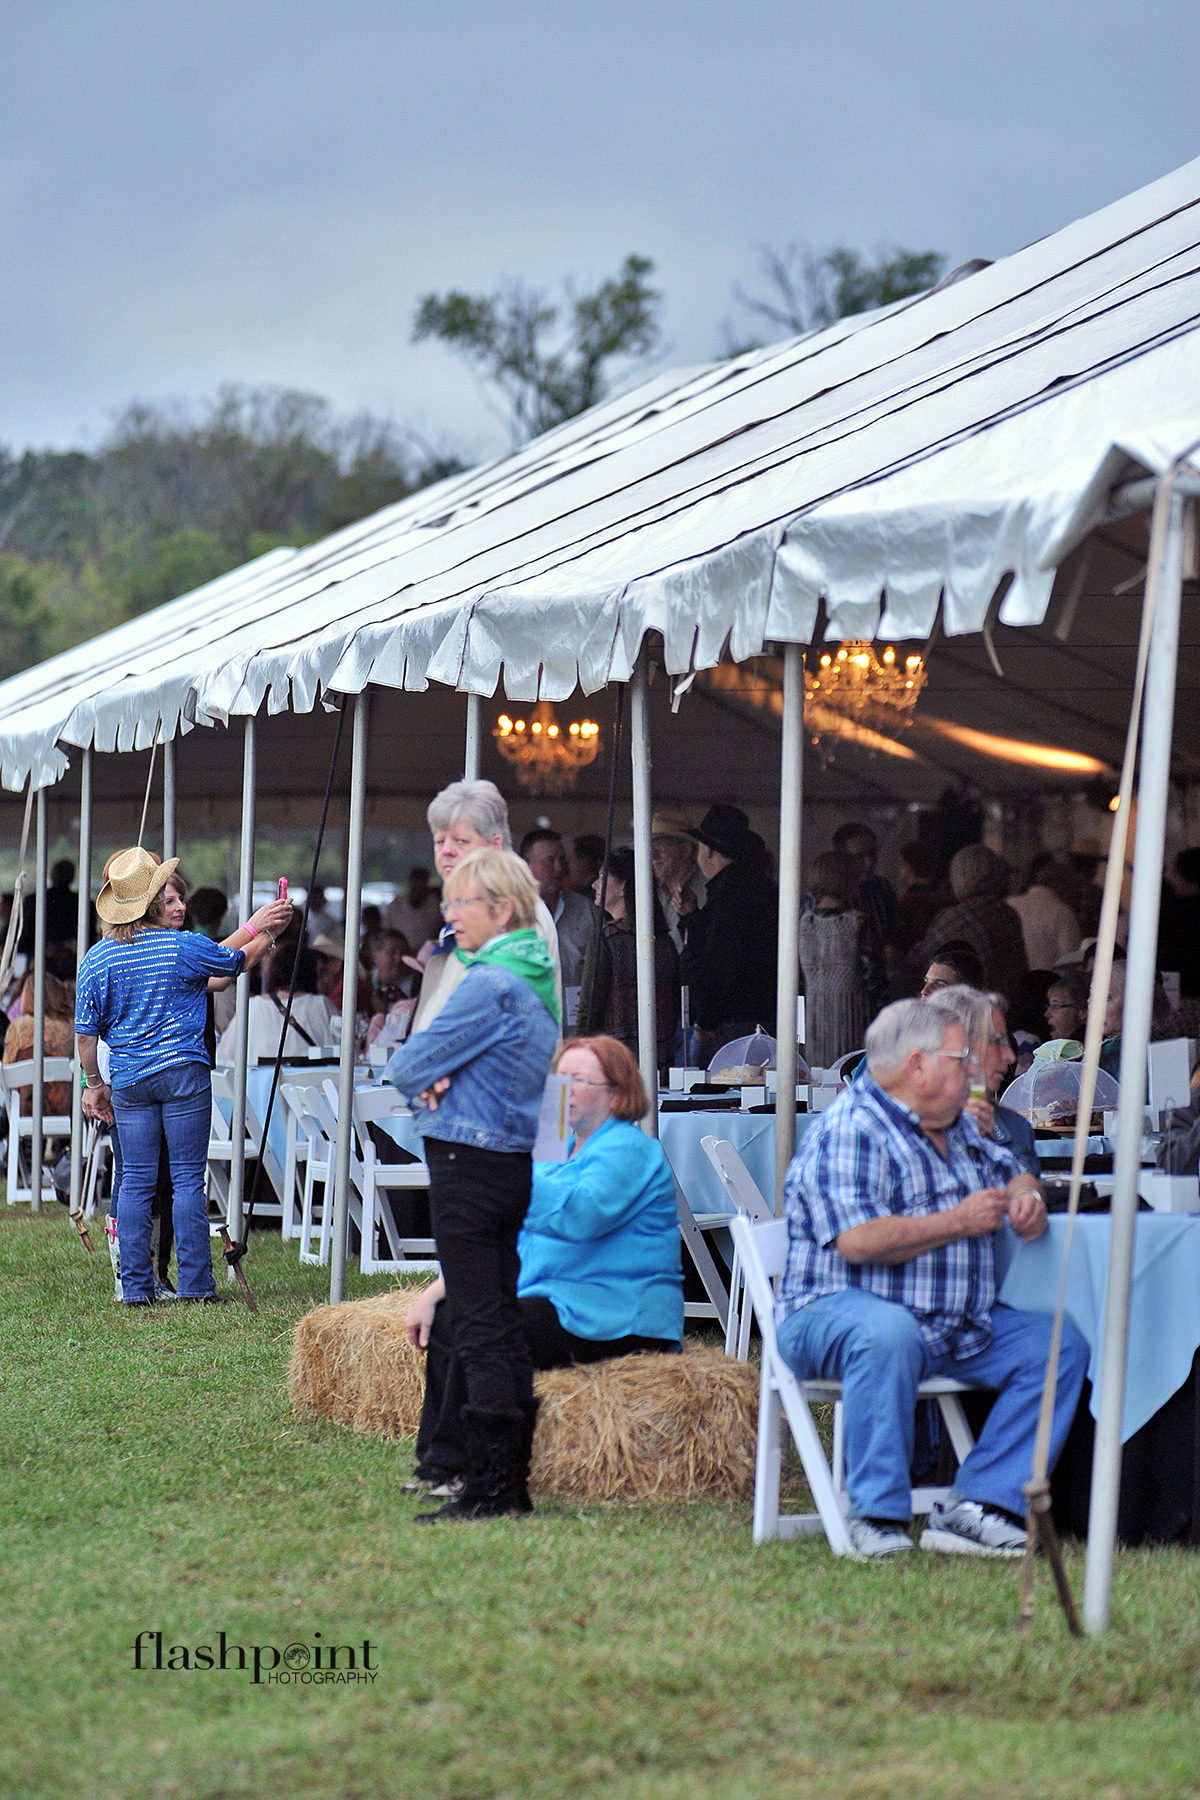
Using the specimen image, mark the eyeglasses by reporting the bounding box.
[567,1077,612,1090]
[933,1047,971,1062]
[441,894,490,917]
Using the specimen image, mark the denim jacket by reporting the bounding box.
[384,961,558,1152]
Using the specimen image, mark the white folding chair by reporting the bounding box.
[350,1087,439,1275]
[3,1057,74,1206]
[729,1212,977,1555]
[206,1069,284,1225]
[278,1077,331,1241]
[700,1135,774,1357]
[293,1086,337,1264]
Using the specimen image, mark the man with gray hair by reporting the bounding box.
[777,997,1087,1561]
[410,780,562,1036]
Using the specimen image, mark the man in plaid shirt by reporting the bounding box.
[778,997,1088,1561]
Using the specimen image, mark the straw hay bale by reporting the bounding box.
[289,1291,426,1439]
[289,1293,759,1502]
[529,1347,758,1502]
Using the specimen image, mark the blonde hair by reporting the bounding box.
[444,848,538,930]
[108,889,172,945]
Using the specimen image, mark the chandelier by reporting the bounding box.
[806,642,926,728]
[493,701,601,794]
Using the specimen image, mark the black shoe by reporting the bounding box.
[413,1406,532,1524]
[123,1298,157,1308]
[414,1486,531,1524]
[177,1292,229,1305]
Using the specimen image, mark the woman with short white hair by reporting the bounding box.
[386,848,560,1522]
[410,779,562,1034]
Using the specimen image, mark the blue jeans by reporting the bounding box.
[111,1062,215,1302]
[777,1289,1089,1523]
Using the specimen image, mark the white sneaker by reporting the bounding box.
[919,1499,1026,1558]
[847,1517,913,1560]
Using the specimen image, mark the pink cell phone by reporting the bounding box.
[277,878,288,901]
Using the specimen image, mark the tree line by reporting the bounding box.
[1,241,944,682]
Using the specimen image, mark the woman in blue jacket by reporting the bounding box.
[385,848,559,1522]
[405,1033,683,1496]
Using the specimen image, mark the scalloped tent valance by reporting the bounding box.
[3,154,1200,793]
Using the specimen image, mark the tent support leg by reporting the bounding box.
[31,786,47,1212]
[227,717,257,1247]
[630,649,659,1135]
[774,643,804,1212]
[68,749,92,1219]
[330,691,369,1303]
[1083,488,1187,1633]
[163,737,176,862]
[464,693,481,780]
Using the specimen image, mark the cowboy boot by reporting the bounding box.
[414,1406,532,1523]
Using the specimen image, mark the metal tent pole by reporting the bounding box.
[68,749,93,1219]
[1083,487,1187,1633]
[630,649,658,1135]
[227,717,257,1246]
[774,643,804,1211]
[464,693,481,781]
[330,691,370,1303]
[162,737,176,861]
[31,787,47,1212]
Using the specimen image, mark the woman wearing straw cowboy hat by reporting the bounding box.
[74,846,292,1307]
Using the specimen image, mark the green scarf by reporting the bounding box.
[455,927,560,1023]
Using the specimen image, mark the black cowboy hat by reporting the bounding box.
[686,804,753,860]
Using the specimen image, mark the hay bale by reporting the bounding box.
[289,1296,759,1503]
[530,1347,758,1502]
[289,1291,426,1439]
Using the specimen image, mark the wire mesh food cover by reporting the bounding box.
[1003,1054,1119,1130]
[708,1030,778,1085]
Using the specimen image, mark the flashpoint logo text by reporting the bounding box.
[132,1630,379,1685]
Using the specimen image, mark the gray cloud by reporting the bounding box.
[4,0,1198,456]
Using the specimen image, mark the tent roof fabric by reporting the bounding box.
[3,156,1200,793]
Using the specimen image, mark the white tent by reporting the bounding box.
[3,154,1199,1635]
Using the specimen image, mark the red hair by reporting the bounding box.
[555,1034,648,1122]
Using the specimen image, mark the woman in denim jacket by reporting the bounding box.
[386,848,559,1521]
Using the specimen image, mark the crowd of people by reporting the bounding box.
[4,783,1198,1556]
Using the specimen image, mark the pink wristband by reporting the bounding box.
[243,923,258,938]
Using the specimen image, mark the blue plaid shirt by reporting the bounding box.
[778,1072,1020,1358]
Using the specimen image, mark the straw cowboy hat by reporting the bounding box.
[95,847,180,925]
[650,810,695,841]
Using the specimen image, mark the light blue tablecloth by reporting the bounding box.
[997,1214,1200,1442]
[241,1068,425,1171]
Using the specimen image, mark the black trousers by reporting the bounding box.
[416,1290,680,1478]
[424,1138,535,1420]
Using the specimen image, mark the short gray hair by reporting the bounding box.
[930,984,993,1057]
[426,779,512,849]
[865,997,961,1076]
[949,842,1008,901]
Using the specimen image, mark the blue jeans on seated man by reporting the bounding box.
[111,1061,215,1303]
[777,1289,1089,1523]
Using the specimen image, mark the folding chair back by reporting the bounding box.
[729,1213,977,1555]
[4,1057,74,1206]
[291,1086,342,1265]
[350,1087,437,1275]
[700,1135,773,1356]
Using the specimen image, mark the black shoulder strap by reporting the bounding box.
[270,991,317,1049]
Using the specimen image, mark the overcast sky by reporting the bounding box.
[4,0,1199,464]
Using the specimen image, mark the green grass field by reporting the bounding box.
[1,1207,1197,1800]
